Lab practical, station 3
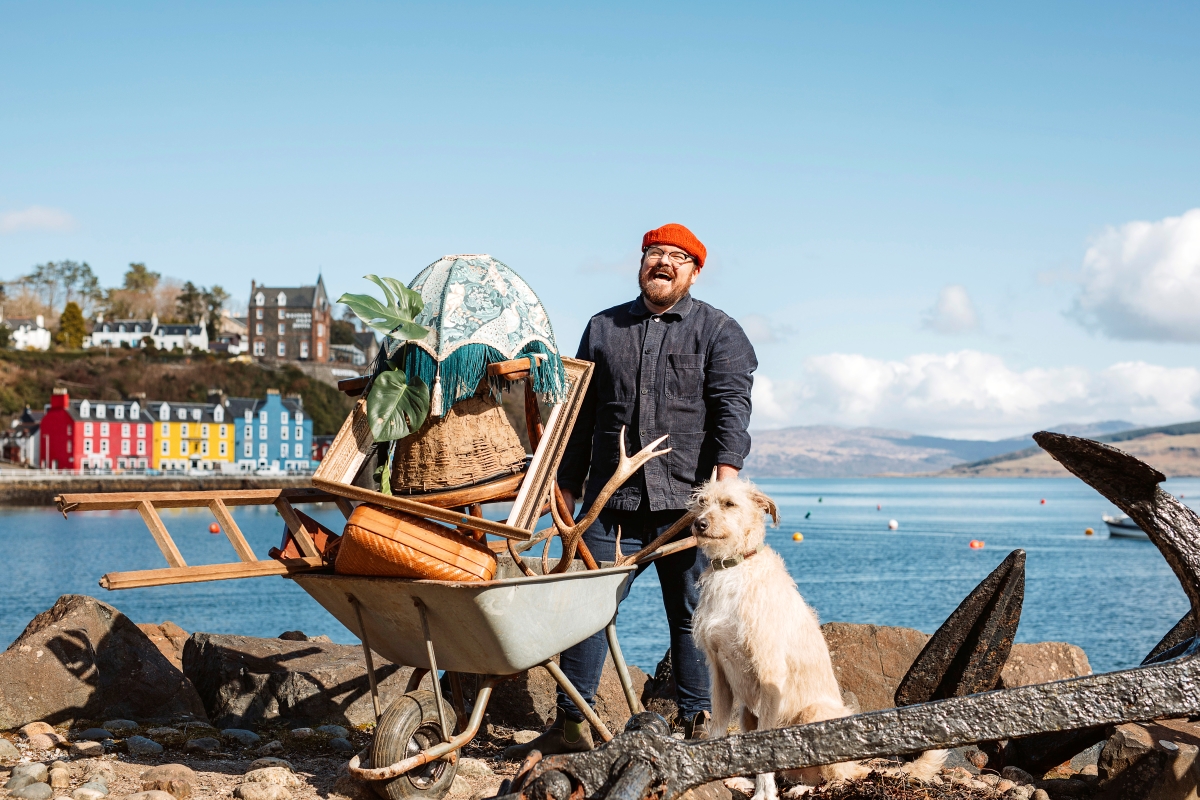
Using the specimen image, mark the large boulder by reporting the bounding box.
[485,656,648,735]
[0,595,207,730]
[821,622,931,712]
[183,633,412,728]
[998,642,1092,688]
[138,622,191,671]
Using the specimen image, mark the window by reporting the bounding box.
[294,443,303,458]
[281,426,289,440]
[244,442,252,457]
[180,440,188,455]
[259,410,268,423]
[137,440,145,455]
[219,425,228,438]
[317,322,324,336]
[295,426,303,440]
[161,440,170,455]
[84,439,93,454]
[214,406,223,422]
[277,291,287,306]
[219,441,227,456]
[131,405,140,420]
[259,425,267,439]
[277,322,286,335]
[192,409,201,421]
[161,423,169,437]
[201,424,209,438]
[278,308,285,319]
[277,341,286,357]
[259,443,267,458]
[100,440,109,454]
[80,401,90,418]
[96,404,106,418]
[160,404,169,421]
[244,409,253,422]
[295,410,303,423]
[181,423,189,437]
[121,440,130,455]
[115,406,124,419]
[256,292,265,306]
[256,308,263,319]
[280,443,289,458]
[253,341,265,356]
[84,422,93,436]
[121,423,130,437]
[317,341,323,358]
[201,441,209,455]
[100,423,110,437]
[244,425,252,440]
[299,342,308,359]
[256,323,263,335]
[137,424,146,438]
[177,408,187,420]
[281,412,289,424]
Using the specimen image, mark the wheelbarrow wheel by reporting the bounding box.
[371,689,460,800]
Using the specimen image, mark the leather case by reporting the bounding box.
[335,503,497,582]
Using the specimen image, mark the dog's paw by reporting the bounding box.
[723,778,756,794]
[782,787,814,798]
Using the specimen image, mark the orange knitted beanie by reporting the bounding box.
[642,223,706,267]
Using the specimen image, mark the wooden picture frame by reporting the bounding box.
[312,356,593,540]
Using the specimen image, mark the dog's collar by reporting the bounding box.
[709,548,759,571]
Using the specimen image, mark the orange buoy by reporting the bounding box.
[876,504,881,510]
[1040,499,1046,505]
[1085,528,1094,535]
[209,523,221,534]
[792,532,804,542]
[969,539,985,549]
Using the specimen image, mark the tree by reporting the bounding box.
[27,261,102,315]
[0,324,10,349]
[330,319,357,345]
[175,281,206,323]
[123,263,160,293]
[203,285,230,339]
[56,302,87,349]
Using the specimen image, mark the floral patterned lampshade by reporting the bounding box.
[387,254,568,417]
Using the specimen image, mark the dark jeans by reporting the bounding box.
[556,502,711,723]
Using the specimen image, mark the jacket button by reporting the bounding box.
[641,389,647,395]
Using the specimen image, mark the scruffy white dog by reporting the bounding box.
[690,478,945,799]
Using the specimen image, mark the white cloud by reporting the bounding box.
[740,313,794,344]
[0,205,77,234]
[751,349,1200,439]
[1073,208,1200,341]
[922,284,978,334]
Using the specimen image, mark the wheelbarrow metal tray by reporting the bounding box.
[291,561,636,675]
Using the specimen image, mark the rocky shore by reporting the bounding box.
[0,595,1193,799]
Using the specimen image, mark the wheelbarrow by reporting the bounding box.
[297,553,645,799]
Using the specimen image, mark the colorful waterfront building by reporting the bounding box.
[151,401,235,471]
[225,389,313,472]
[40,388,154,471]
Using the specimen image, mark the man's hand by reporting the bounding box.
[716,464,739,481]
[559,489,577,518]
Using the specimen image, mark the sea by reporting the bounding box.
[3,476,1195,676]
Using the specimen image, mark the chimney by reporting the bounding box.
[51,387,69,410]
[207,388,226,404]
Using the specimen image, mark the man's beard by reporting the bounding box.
[639,271,691,310]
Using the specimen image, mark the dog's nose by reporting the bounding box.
[693,517,709,534]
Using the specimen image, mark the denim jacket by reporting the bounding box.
[557,293,757,512]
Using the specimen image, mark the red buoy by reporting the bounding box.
[969,539,985,549]
[209,523,221,534]
[876,504,881,510]
[1040,499,1046,505]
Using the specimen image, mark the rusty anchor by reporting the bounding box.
[495,432,1200,800]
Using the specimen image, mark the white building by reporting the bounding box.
[1,313,52,350]
[88,313,209,352]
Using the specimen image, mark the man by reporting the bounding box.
[505,223,757,759]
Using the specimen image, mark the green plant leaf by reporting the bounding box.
[337,290,429,340]
[367,369,431,442]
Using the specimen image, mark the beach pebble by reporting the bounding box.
[73,789,107,800]
[243,766,301,787]
[289,728,314,739]
[234,785,291,800]
[316,725,349,739]
[511,730,540,745]
[85,762,115,783]
[979,772,999,786]
[254,740,284,756]
[145,728,184,745]
[69,741,103,758]
[1002,765,1036,784]
[124,792,177,800]
[49,768,70,789]
[21,722,56,738]
[100,720,138,735]
[73,782,109,797]
[222,729,261,747]
[27,734,66,751]
[184,737,220,753]
[248,758,293,772]
[0,737,23,760]
[9,762,50,785]
[126,735,165,756]
[1032,790,1050,800]
[457,758,494,780]
[77,729,112,741]
[140,763,196,799]
[328,738,353,752]
[1004,787,1033,800]
[11,782,53,800]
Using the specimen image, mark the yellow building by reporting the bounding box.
[151,401,236,471]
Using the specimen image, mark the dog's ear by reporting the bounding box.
[749,487,780,526]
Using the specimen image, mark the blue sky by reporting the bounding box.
[3,2,1199,438]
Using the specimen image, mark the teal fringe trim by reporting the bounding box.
[396,340,567,414]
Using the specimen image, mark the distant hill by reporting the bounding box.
[940,421,1200,477]
[744,420,1137,478]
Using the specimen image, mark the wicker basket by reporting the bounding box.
[390,392,526,493]
[335,504,497,581]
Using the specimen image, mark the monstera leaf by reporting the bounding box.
[338,274,429,340]
[367,369,430,442]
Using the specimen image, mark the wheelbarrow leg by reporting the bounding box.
[605,617,644,716]
[348,594,382,724]
[415,598,451,742]
[542,659,615,743]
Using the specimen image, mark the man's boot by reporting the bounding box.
[683,710,711,740]
[502,708,594,761]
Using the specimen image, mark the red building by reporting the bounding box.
[41,388,154,471]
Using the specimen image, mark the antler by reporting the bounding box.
[548,427,670,573]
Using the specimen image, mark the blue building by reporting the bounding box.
[225,389,313,472]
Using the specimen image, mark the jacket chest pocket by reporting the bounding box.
[666,353,704,398]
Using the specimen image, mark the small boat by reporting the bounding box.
[1103,513,1150,540]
